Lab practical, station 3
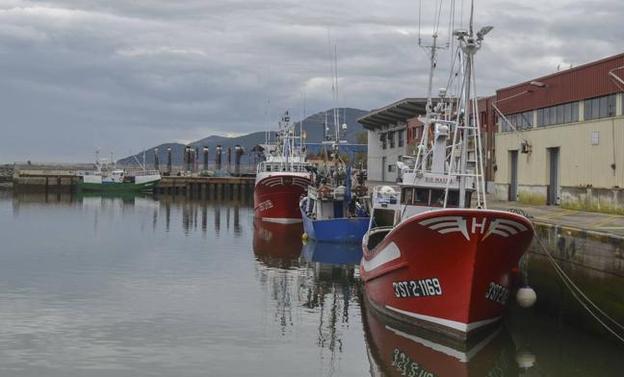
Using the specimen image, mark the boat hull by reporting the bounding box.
[254,174,310,223]
[78,180,159,193]
[300,198,369,243]
[360,209,534,339]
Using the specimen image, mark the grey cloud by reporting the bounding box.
[0,0,621,162]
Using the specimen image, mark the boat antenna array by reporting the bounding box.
[408,0,491,210]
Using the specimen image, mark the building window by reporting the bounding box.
[503,110,533,131]
[380,133,387,149]
[388,164,396,173]
[388,131,395,148]
[398,130,404,147]
[584,94,616,121]
[537,102,579,127]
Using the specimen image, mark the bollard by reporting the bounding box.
[167,147,172,174]
[203,146,209,172]
[216,145,222,171]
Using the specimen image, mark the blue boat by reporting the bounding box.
[300,196,369,243]
[299,164,370,243]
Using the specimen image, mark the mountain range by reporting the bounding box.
[117,107,369,167]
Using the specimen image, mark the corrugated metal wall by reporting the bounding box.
[496,53,624,114]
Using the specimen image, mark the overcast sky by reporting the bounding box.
[0,0,621,162]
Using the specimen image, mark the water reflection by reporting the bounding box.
[11,192,246,239]
[363,305,519,377]
[252,219,303,268]
[302,240,363,267]
[3,193,623,376]
[252,222,361,374]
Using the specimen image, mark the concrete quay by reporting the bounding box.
[489,199,624,338]
[490,199,624,238]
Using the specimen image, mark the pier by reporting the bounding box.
[156,176,254,200]
[13,171,80,192]
[8,167,255,201]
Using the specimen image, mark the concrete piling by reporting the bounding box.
[167,147,172,174]
[155,176,254,202]
[216,145,222,172]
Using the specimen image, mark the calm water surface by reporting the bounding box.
[0,192,622,376]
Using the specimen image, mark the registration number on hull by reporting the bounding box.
[485,282,509,305]
[392,278,442,298]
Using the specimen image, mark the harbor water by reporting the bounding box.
[0,191,622,376]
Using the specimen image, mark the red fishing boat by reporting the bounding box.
[361,15,534,339]
[254,111,311,223]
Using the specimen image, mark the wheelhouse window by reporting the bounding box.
[430,189,445,207]
[400,188,431,206]
[401,187,413,205]
[400,188,469,208]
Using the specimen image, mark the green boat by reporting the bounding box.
[78,169,161,193]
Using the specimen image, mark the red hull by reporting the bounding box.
[362,304,517,377]
[253,174,310,223]
[361,209,534,339]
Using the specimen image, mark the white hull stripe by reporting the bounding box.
[419,216,469,240]
[385,305,501,333]
[385,325,501,363]
[261,217,302,224]
[362,242,401,272]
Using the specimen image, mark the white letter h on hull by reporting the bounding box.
[471,218,487,234]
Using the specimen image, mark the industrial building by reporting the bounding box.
[359,53,624,213]
[358,98,427,183]
[493,52,624,212]
[358,97,494,185]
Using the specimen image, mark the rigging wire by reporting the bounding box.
[418,0,422,45]
[434,0,444,35]
[471,57,487,207]
[460,0,465,29]
[446,0,455,48]
[534,236,624,343]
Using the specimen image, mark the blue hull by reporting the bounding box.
[300,200,369,243]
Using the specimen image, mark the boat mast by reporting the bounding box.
[416,32,438,174]
[332,43,340,155]
[413,6,447,176]
[452,0,491,208]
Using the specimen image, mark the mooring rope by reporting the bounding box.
[534,235,624,343]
